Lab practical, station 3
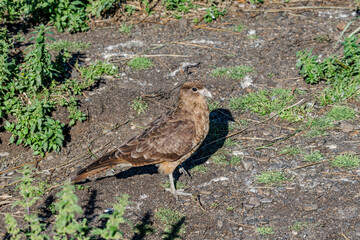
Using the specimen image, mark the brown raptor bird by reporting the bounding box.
[72,81,212,197]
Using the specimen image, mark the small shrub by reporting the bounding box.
[132,97,148,114]
[128,57,153,70]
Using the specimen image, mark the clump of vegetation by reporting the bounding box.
[230,88,310,122]
[296,36,360,105]
[255,226,275,236]
[305,105,356,137]
[280,147,303,156]
[212,65,253,80]
[331,154,360,169]
[203,6,226,23]
[291,221,308,232]
[155,208,185,238]
[191,165,209,174]
[326,105,356,121]
[255,171,288,185]
[5,167,130,240]
[128,57,153,70]
[119,23,133,34]
[303,151,324,162]
[132,97,148,114]
[48,40,90,52]
[0,26,118,156]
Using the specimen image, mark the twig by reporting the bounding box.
[285,159,330,171]
[224,217,254,229]
[342,233,350,240]
[175,42,233,55]
[322,172,360,178]
[0,155,46,176]
[194,26,244,35]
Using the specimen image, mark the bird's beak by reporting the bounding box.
[199,88,212,98]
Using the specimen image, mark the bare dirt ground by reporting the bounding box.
[1,1,360,239]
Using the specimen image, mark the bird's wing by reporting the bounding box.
[116,114,197,166]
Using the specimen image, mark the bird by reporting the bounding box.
[72,81,212,197]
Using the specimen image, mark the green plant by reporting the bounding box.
[48,0,89,33]
[79,60,118,81]
[303,151,323,162]
[326,105,356,121]
[331,154,360,169]
[5,166,49,239]
[255,226,275,236]
[233,24,247,32]
[155,208,185,238]
[128,57,153,70]
[132,97,148,114]
[280,147,302,156]
[255,171,288,185]
[207,100,221,111]
[163,0,197,13]
[87,0,117,18]
[212,65,253,80]
[230,155,242,165]
[119,23,133,34]
[203,6,226,23]
[211,154,228,165]
[305,116,333,137]
[230,88,310,122]
[191,165,209,174]
[48,40,90,52]
[6,167,130,240]
[53,182,89,239]
[296,36,360,105]
[91,195,130,239]
[291,221,308,232]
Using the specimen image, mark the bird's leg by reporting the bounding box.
[165,173,192,197]
[178,165,192,180]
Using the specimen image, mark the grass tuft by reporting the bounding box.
[331,154,360,169]
[212,65,253,80]
[128,57,153,70]
[255,171,288,185]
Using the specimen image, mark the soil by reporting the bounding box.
[1,1,360,239]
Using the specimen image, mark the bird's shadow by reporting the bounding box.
[93,108,233,182]
[180,108,234,174]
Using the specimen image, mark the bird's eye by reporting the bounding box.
[192,87,198,92]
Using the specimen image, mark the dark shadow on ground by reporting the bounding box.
[180,108,234,175]
[162,217,186,240]
[131,211,155,240]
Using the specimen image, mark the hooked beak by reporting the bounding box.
[199,88,212,98]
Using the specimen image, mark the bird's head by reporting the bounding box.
[179,81,212,100]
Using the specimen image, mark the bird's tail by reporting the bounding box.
[72,151,127,183]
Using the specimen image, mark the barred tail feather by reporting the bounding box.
[72,151,126,183]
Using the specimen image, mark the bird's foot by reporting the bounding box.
[165,188,192,197]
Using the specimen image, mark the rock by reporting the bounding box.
[213,192,223,198]
[243,203,254,209]
[217,220,223,228]
[241,160,253,171]
[336,22,347,31]
[200,190,212,195]
[248,196,261,207]
[0,152,9,157]
[304,204,318,211]
[260,198,273,204]
[339,121,355,132]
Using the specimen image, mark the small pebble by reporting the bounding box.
[304,204,318,211]
[248,196,261,207]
